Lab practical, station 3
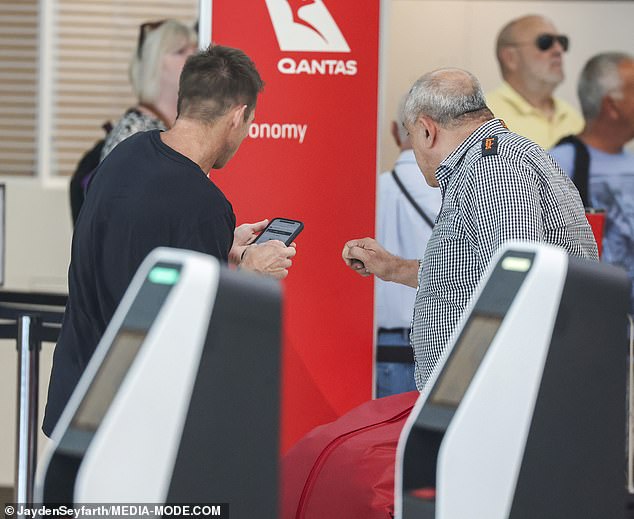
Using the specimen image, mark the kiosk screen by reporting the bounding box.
[71,329,146,431]
[429,314,502,408]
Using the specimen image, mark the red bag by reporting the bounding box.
[281,391,418,519]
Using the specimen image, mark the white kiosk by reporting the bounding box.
[36,248,281,518]
[396,243,630,519]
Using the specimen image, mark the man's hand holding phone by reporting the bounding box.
[240,240,297,280]
[232,217,303,280]
[229,219,269,266]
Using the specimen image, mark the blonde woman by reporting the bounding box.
[100,19,198,160]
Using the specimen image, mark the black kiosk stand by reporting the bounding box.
[35,248,281,519]
[396,242,630,519]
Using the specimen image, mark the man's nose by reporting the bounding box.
[551,40,565,55]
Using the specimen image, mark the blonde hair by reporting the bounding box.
[129,19,197,104]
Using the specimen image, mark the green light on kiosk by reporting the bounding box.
[501,256,532,272]
[148,267,180,285]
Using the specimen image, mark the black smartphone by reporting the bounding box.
[253,218,304,246]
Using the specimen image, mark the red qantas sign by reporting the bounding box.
[210,0,380,452]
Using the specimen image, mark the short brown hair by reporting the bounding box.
[177,44,264,123]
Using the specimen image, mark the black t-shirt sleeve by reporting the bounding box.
[177,210,235,262]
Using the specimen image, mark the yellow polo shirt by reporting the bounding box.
[486,82,584,149]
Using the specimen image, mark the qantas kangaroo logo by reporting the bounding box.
[265,0,350,52]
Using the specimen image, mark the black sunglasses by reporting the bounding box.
[136,20,167,58]
[535,33,569,52]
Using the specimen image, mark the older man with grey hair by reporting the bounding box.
[343,67,597,391]
[550,52,634,312]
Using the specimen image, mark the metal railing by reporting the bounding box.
[0,291,67,504]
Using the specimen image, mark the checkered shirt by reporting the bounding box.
[411,118,598,391]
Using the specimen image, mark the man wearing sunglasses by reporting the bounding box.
[487,14,583,149]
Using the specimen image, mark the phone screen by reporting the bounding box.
[255,218,303,245]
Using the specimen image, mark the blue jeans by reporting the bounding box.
[376,328,417,398]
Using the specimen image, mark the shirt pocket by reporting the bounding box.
[432,203,462,239]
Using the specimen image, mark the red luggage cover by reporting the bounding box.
[281,391,419,519]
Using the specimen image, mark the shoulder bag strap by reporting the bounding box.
[556,135,591,207]
[391,169,435,229]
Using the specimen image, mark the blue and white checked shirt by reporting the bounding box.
[412,118,598,390]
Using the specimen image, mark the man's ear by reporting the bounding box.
[603,95,620,120]
[390,120,401,148]
[419,116,437,148]
[499,47,518,73]
[231,104,248,128]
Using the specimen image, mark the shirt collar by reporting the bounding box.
[498,81,570,121]
[498,81,537,116]
[436,118,509,188]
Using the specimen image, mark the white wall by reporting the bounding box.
[0,179,71,486]
[380,0,634,172]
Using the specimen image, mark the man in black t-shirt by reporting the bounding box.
[43,45,296,436]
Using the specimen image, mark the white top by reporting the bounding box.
[376,149,442,329]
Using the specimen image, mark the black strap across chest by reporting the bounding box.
[391,170,435,229]
[556,135,591,207]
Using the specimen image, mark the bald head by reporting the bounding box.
[403,68,492,129]
[495,15,566,89]
[496,15,552,63]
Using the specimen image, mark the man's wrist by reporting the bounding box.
[386,257,420,288]
[237,245,252,271]
[381,254,400,283]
